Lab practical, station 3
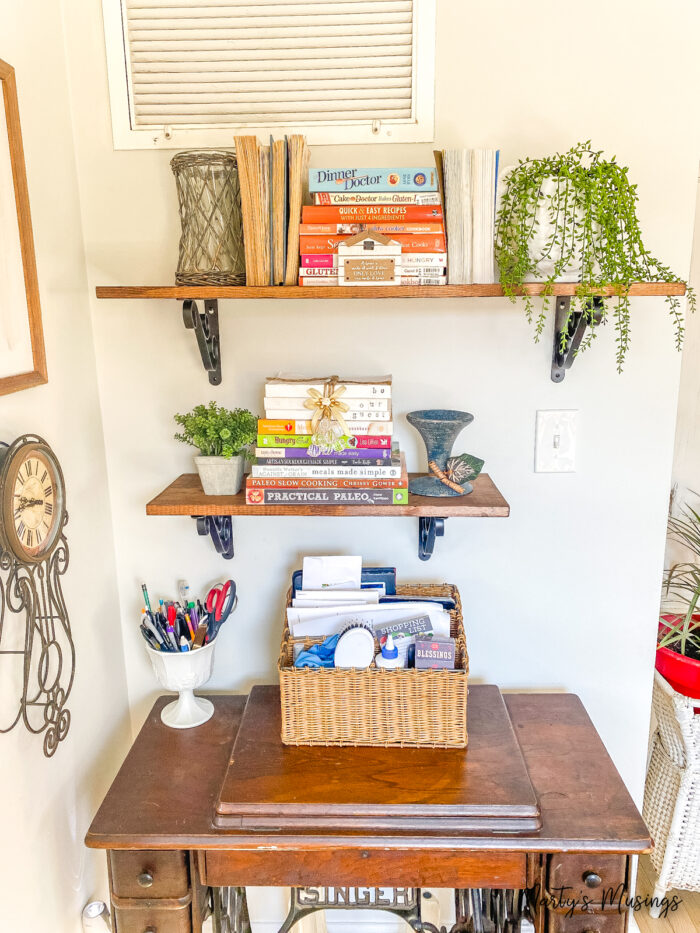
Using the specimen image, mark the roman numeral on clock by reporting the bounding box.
[44,485,52,498]
[45,502,53,515]
[17,521,26,541]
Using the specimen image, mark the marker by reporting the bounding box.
[185,613,195,640]
[141,583,152,613]
[179,636,190,652]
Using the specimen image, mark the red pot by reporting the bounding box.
[656,614,700,700]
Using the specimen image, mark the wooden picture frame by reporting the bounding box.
[0,59,46,395]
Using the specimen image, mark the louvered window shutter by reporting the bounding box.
[102,0,436,149]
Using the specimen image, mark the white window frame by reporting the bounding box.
[101,0,436,150]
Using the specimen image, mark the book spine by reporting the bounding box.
[299,234,446,253]
[264,397,390,412]
[255,457,393,466]
[299,263,445,279]
[309,168,438,193]
[300,276,447,287]
[263,384,391,398]
[299,223,444,235]
[254,447,392,459]
[302,205,443,222]
[257,433,392,447]
[301,252,447,268]
[251,463,402,478]
[263,408,391,422]
[298,268,446,279]
[313,192,442,206]
[247,476,406,488]
[245,487,408,505]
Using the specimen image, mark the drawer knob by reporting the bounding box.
[137,871,154,888]
[582,871,602,888]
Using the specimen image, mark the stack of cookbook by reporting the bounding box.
[298,168,446,286]
[245,375,408,506]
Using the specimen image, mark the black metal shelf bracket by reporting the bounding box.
[418,516,446,561]
[551,296,605,382]
[194,515,234,560]
[183,298,222,385]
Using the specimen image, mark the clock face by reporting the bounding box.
[1,441,65,562]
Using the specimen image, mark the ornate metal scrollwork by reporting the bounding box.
[205,886,533,933]
[0,515,75,757]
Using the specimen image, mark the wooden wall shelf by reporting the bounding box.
[97,283,685,301]
[96,282,687,385]
[146,472,510,561]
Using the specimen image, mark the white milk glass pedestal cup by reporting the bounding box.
[145,639,216,728]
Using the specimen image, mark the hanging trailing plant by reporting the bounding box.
[495,141,695,371]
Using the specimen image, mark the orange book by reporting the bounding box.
[302,205,443,222]
[299,234,446,254]
[299,222,444,235]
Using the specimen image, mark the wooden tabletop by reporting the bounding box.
[85,689,650,854]
[215,685,540,834]
[146,472,510,518]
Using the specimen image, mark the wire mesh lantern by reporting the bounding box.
[171,150,246,286]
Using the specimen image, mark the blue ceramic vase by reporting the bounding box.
[407,409,474,497]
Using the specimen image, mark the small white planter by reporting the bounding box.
[195,454,245,495]
[145,639,217,729]
[497,168,595,282]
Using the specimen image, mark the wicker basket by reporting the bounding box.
[278,583,468,748]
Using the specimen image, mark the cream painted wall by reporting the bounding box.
[61,0,700,806]
[672,178,700,498]
[0,3,130,931]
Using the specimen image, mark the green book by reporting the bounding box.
[258,434,335,448]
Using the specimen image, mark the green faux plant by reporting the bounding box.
[174,402,257,459]
[495,141,695,371]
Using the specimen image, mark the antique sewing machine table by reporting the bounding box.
[86,685,651,933]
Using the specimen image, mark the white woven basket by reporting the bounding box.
[642,671,700,916]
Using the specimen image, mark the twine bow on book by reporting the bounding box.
[303,378,350,435]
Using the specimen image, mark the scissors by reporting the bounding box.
[205,579,237,640]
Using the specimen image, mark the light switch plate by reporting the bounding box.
[535,410,578,472]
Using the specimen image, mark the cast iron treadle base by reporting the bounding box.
[183,298,222,385]
[194,514,234,559]
[419,515,446,560]
[551,295,605,382]
[211,887,533,933]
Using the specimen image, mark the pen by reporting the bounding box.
[141,610,165,645]
[140,625,161,650]
[165,606,179,651]
[179,635,190,652]
[185,612,195,640]
[141,583,152,614]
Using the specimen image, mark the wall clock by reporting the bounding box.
[0,435,74,756]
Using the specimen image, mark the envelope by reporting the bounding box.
[301,555,362,591]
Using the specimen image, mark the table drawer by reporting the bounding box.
[110,850,190,899]
[203,847,528,888]
[548,854,627,904]
[546,911,626,933]
[113,901,191,933]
